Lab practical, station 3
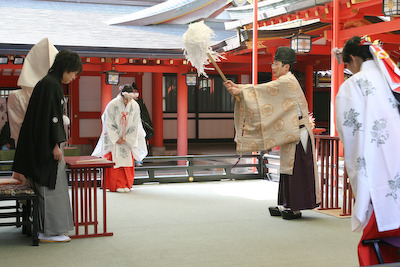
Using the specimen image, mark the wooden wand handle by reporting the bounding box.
[207,53,227,81]
[207,53,240,102]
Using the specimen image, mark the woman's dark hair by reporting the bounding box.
[120,84,134,97]
[48,49,83,78]
[342,36,373,63]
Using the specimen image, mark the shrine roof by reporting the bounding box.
[0,0,235,58]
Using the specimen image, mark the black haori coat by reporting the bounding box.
[12,73,66,189]
[136,98,153,140]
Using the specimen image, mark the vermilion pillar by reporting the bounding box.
[305,65,314,113]
[338,47,345,88]
[101,62,112,113]
[251,0,259,168]
[330,0,340,136]
[177,67,188,157]
[135,73,143,95]
[152,72,164,148]
[270,47,277,81]
[252,0,258,85]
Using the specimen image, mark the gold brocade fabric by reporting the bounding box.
[234,72,313,175]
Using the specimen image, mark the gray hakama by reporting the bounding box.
[29,152,73,236]
[278,136,318,211]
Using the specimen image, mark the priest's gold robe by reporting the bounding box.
[234,72,320,203]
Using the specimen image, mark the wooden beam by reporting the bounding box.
[224,55,252,63]
[0,62,22,70]
[82,63,179,73]
[306,45,332,55]
[220,63,252,71]
[341,19,400,40]
[370,33,400,45]
[257,0,382,28]
[349,0,381,10]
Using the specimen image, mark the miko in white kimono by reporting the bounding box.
[92,84,147,192]
[335,36,400,266]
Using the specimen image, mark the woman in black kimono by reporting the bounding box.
[132,82,153,166]
[12,50,82,242]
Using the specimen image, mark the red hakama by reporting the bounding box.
[103,152,135,192]
[358,212,400,266]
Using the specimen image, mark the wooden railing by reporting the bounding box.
[0,138,354,216]
[0,154,265,184]
[315,135,353,216]
[134,154,264,184]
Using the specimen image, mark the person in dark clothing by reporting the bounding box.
[132,82,153,166]
[0,121,15,150]
[132,82,153,140]
[12,49,82,242]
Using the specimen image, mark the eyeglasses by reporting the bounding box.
[271,62,282,67]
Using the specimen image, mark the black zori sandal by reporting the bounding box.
[281,210,302,220]
[268,206,282,216]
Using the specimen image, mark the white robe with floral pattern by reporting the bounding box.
[336,60,400,232]
[92,94,147,168]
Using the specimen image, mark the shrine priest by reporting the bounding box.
[224,46,320,220]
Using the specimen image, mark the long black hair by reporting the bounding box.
[48,49,82,79]
[342,36,372,63]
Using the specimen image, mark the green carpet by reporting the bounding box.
[0,180,361,267]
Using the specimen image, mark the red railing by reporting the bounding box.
[341,168,353,216]
[315,135,353,216]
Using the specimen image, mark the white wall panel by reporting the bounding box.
[79,76,101,112]
[199,120,234,139]
[142,73,153,119]
[163,119,234,139]
[163,119,177,139]
[79,119,101,138]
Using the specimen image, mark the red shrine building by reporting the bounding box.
[0,0,399,156]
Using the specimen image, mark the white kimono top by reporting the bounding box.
[336,60,400,232]
[92,94,147,168]
[8,38,58,143]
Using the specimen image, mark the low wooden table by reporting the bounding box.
[65,156,114,239]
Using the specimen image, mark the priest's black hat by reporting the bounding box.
[274,46,296,64]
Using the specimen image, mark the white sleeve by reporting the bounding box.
[104,101,120,144]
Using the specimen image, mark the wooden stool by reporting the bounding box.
[0,183,39,246]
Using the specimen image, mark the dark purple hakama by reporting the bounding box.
[278,137,318,211]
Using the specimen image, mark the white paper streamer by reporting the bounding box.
[182,21,219,77]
